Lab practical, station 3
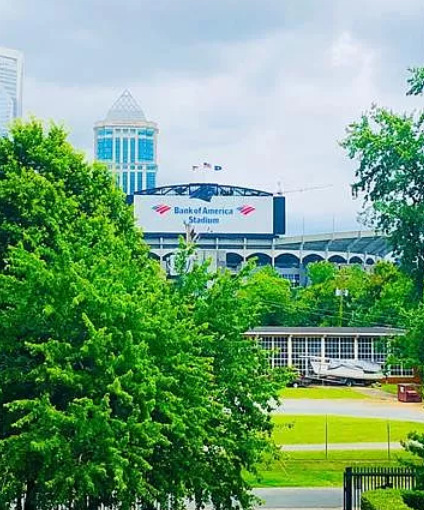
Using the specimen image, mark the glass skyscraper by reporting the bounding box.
[0,47,23,137]
[94,90,159,195]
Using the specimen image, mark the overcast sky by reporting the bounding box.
[1,0,423,234]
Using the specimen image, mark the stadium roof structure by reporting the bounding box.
[135,182,272,200]
[276,230,390,257]
[106,90,146,123]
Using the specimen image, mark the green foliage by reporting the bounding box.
[342,68,424,299]
[295,261,413,327]
[0,120,279,510]
[232,260,413,329]
[240,265,296,326]
[171,245,283,509]
[361,490,411,510]
[402,490,424,509]
[407,67,424,96]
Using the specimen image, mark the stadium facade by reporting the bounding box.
[129,182,389,285]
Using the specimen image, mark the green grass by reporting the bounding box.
[279,386,369,399]
[245,450,416,488]
[380,383,399,395]
[272,415,424,445]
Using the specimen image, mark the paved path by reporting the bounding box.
[186,489,342,509]
[274,399,424,422]
[280,441,402,451]
[253,488,342,508]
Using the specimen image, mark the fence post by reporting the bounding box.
[344,467,353,510]
[325,414,328,460]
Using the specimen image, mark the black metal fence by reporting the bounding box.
[343,466,417,510]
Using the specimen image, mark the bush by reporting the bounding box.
[403,490,424,509]
[361,490,410,510]
[361,489,424,509]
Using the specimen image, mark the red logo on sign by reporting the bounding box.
[237,205,256,216]
[152,204,171,215]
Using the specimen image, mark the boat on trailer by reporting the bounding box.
[305,356,384,386]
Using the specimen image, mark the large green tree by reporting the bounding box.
[171,243,283,510]
[341,67,424,299]
[0,121,280,509]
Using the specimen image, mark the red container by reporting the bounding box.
[398,383,422,403]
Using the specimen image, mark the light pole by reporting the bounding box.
[335,288,349,327]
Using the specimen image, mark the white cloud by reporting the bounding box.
[14,0,424,235]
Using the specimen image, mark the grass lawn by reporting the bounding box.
[272,415,424,445]
[380,383,399,395]
[279,386,369,399]
[245,450,416,488]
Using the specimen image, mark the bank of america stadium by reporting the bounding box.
[128,182,390,285]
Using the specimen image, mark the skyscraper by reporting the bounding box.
[94,90,159,195]
[0,47,23,137]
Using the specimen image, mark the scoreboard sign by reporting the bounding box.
[133,194,276,235]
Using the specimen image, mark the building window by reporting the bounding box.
[325,337,340,359]
[129,172,135,195]
[130,138,136,163]
[122,172,128,194]
[308,337,322,358]
[340,337,355,359]
[137,171,142,191]
[358,337,373,361]
[373,339,387,364]
[261,337,273,351]
[123,138,128,164]
[146,173,156,189]
[274,336,288,367]
[292,337,307,373]
[115,138,121,162]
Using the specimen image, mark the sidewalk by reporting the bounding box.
[253,488,342,509]
[280,441,402,451]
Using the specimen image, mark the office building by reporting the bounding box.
[0,47,23,137]
[94,90,159,194]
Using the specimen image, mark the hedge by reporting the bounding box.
[361,489,424,509]
[403,490,424,509]
[361,490,410,510]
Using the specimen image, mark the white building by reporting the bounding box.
[0,47,23,137]
[246,327,413,379]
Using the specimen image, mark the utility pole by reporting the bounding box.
[335,288,348,327]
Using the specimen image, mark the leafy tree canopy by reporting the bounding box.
[341,67,424,298]
[0,121,280,510]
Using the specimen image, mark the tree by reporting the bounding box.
[0,120,281,510]
[240,265,297,326]
[0,120,209,510]
[341,67,424,299]
[171,244,284,510]
[294,261,412,328]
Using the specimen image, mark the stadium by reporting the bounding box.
[128,182,390,285]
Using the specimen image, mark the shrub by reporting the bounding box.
[361,490,410,510]
[361,489,424,509]
[403,490,424,509]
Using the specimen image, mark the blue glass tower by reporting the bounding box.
[94,90,159,194]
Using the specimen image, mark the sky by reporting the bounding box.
[1,0,423,235]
